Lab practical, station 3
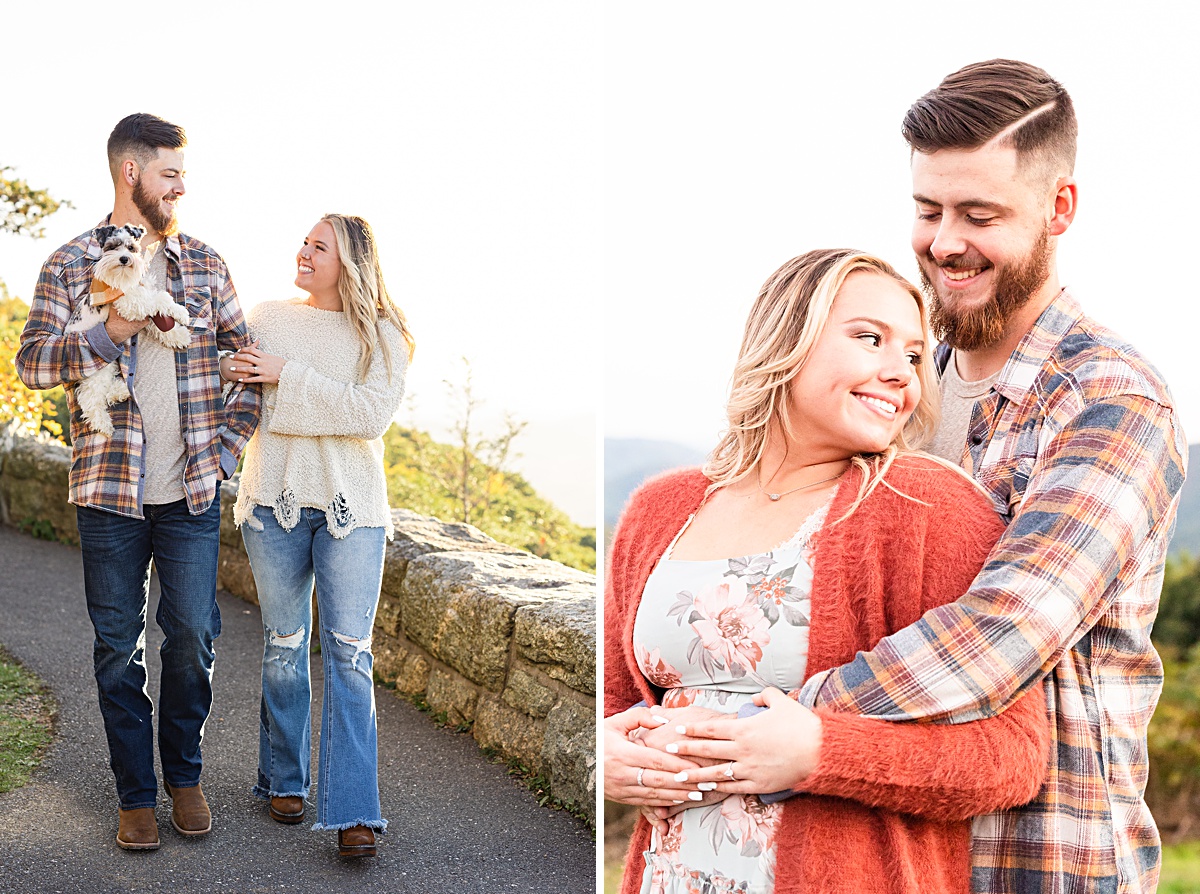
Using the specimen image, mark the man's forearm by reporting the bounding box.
[800,396,1183,724]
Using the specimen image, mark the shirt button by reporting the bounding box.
[970,434,983,445]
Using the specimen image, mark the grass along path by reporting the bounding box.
[0,644,54,792]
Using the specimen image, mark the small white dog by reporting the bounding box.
[66,223,191,436]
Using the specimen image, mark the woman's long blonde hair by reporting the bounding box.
[322,213,415,382]
[704,249,941,515]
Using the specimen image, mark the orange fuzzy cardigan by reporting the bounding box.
[605,455,1051,894]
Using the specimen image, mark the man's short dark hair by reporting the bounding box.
[902,59,1077,185]
[107,113,187,182]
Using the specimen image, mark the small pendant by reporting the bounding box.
[768,493,781,502]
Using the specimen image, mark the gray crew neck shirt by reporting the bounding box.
[926,349,1001,465]
[132,246,188,505]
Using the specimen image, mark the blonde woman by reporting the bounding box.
[603,249,1050,893]
[224,214,413,858]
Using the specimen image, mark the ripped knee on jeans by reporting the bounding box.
[267,626,305,649]
[330,629,373,670]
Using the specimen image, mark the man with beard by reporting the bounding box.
[662,60,1186,893]
[798,60,1187,892]
[16,113,260,850]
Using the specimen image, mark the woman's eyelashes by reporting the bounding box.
[855,332,922,365]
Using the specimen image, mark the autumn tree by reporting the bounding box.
[434,357,527,525]
[1,167,70,238]
[0,168,71,440]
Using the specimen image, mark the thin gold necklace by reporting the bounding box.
[756,467,845,502]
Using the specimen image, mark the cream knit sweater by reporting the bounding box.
[233,298,408,539]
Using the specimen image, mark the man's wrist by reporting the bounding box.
[795,672,827,708]
[218,446,238,481]
[86,320,122,361]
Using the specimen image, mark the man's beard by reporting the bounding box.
[920,225,1051,351]
[132,178,179,238]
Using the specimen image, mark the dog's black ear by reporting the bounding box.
[93,225,115,246]
[125,224,146,241]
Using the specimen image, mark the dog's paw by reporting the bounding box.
[104,380,130,406]
[167,303,191,327]
[83,409,114,438]
[154,324,192,350]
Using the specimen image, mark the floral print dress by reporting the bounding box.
[631,501,829,894]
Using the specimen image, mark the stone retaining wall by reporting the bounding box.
[0,426,596,825]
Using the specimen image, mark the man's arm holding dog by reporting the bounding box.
[15,253,140,389]
[100,299,146,345]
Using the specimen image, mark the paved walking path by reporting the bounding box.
[0,525,595,894]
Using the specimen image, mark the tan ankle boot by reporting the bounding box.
[164,782,212,836]
[269,796,305,824]
[116,806,160,850]
[338,825,377,857]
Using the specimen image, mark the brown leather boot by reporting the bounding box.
[116,806,160,850]
[164,782,212,836]
[338,825,377,857]
[269,796,305,824]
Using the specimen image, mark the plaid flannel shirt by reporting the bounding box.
[15,220,261,518]
[797,290,1186,894]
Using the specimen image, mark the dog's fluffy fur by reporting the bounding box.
[65,224,191,436]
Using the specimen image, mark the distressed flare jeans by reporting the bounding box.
[241,504,386,832]
[76,495,222,810]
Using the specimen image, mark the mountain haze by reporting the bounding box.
[604,438,706,529]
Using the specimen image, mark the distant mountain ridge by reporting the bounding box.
[604,438,1200,559]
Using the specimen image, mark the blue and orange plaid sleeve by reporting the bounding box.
[15,248,120,390]
[210,263,260,476]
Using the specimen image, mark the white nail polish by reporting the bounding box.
[697,782,717,791]
[651,715,669,724]
[675,725,687,734]
[665,743,678,754]
[674,771,688,782]
[688,791,703,801]
[672,800,684,804]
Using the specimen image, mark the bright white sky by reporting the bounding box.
[0,2,599,525]
[604,1,1200,455]
[5,3,1198,529]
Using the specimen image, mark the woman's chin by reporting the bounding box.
[847,432,899,456]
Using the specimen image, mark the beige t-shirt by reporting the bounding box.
[927,350,1001,465]
[132,247,187,505]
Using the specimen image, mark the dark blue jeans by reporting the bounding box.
[76,495,222,809]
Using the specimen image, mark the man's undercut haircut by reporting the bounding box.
[107,113,187,182]
[902,59,1077,185]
